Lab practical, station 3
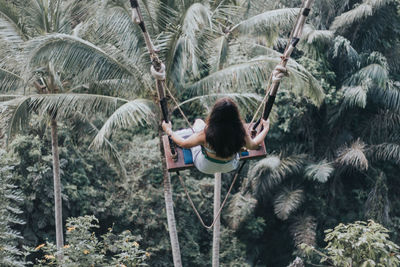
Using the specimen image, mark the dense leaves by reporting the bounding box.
[0,0,399,266]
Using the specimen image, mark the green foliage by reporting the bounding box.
[1,124,122,246]
[32,215,148,266]
[1,0,400,266]
[0,150,26,266]
[305,160,333,183]
[219,228,249,267]
[302,220,400,267]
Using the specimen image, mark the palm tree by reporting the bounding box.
[0,0,153,253]
[223,1,399,264]
[82,1,323,265]
[2,0,327,264]
[212,172,221,267]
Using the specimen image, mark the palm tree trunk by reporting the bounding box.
[212,172,222,267]
[50,119,64,252]
[158,129,182,267]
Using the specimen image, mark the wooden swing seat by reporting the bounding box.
[162,124,267,172]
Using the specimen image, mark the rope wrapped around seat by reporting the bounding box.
[151,63,166,81]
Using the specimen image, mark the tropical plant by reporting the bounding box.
[1,0,398,266]
[68,1,324,265]
[0,0,154,253]
[301,220,400,267]
[0,150,26,267]
[32,215,149,266]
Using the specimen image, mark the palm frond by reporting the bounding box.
[249,155,281,193]
[301,25,334,58]
[28,93,128,120]
[176,92,263,117]
[346,64,389,88]
[239,40,327,93]
[207,36,228,73]
[290,215,317,249]
[211,3,241,27]
[370,80,400,112]
[25,34,147,93]
[187,57,271,95]
[90,100,154,150]
[0,95,20,102]
[0,96,30,143]
[367,51,389,69]
[227,192,257,230]
[79,3,142,59]
[16,0,51,34]
[230,8,300,36]
[182,3,212,39]
[274,187,304,220]
[174,3,212,78]
[249,154,306,199]
[302,25,334,46]
[331,0,394,32]
[187,55,324,106]
[305,160,333,183]
[368,143,400,165]
[336,139,369,171]
[367,0,395,8]
[0,68,23,93]
[330,3,373,32]
[331,36,360,64]
[15,0,70,34]
[341,85,369,109]
[0,0,25,46]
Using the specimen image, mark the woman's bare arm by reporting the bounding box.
[162,121,205,148]
[245,119,270,150]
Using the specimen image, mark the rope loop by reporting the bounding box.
[272,65,288,83]
[131,8,141,24]
[151,63,166,81]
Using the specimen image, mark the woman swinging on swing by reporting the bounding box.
[162,97,270,174]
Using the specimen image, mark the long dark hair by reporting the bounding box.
[205,98,246,158]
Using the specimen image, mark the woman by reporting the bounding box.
[162,98,270,174]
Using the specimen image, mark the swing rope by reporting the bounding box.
[129,0,315,229]
[176,161,247,229]
[164,85,195,133]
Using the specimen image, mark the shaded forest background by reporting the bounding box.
[0,0,399,266]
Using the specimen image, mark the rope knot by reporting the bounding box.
[272,65,288,83]
[151,63,166,81]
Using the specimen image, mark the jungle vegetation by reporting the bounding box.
[0,0,399,266]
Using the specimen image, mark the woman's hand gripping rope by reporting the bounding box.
[162,121,173,136]
[261,118,270,131]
